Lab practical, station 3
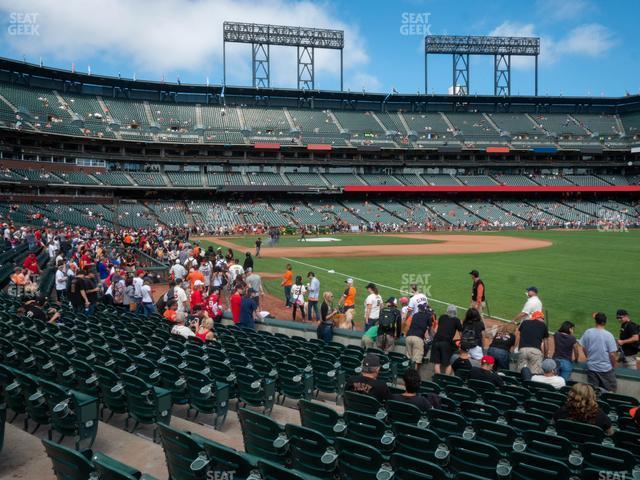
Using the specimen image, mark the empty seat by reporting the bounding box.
[238,408,287,465]
[298,399,345,442]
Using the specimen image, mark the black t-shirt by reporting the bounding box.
[407,311,431,338]
[321,301,331,323]
[434,314,463,343]
[24,303,47,323]
[452,357,473,373]
[553,405,612,432]
[518,319,549,349]
[69,276,86,307]
[468,366,504,387]
[345,375,391,403]
[620,321,639,356]
[256,240,262,248]
[391,393,433,412]
[554,332,577,360]
[85,276,98,303]
[490,332,516,351]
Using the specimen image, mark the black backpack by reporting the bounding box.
[378,307,395,329]
[461,326,478,349]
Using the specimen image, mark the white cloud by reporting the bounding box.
[489,21,615,69]
[0,0,378,90]
[535,0,592,21]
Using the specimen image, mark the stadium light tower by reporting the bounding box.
[425,35,540,96]
[223,21,345,91]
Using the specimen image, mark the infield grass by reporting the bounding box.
[201,229,640,335]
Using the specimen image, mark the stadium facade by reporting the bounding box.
[0,56,638,231]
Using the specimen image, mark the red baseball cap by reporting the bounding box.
[630,407,638,419]
[135,269,144,276]
[481,355,495,365]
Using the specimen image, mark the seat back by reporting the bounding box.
[427,408,466,438]
[92,452,147,480]
[201,438,255,480]
[121,373,158,425]
[298,399,343,441]
[343,391,383,417]
[344,410,393,452]
[390,453,448,480]
[392,421,440,459]
[42,438,94,480]
[555,418,604,446]
[461,401,500,422]
[238,408,286,464]
[521,429,572,461]
[472,419,517,451]
[581,442,636,479]
[284,423,335,477]
[509,451,571,480]
[386,399,425,426]
[335,437,384,480]
[257,460,307,480]
[504,409,548,432]
[447,436,500,478]
[156,422,208,480]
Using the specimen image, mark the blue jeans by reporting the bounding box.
[317,323,334,344]
[487,347,510,370]
[284,286,292,306]
[308,300,320,321]
[142,302,156,317]
[554,358,573,381]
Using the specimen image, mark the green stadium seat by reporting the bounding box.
[121,373,172,442]
[555,418,605,446]
[156,422,210,480]
[1,364,27,422]
[386,399,429,427]
[158,363,189,405]
[447,436,501,479]
[534,390,566,406]
[343,391,386,419]
[445,385,478,404]
[276,361,314,405]
[184,369,230,430]
[343,410,395,453]
[94,366,128,422]
[298,399,345,442]
[334,437,385,480]
[522,380,556,393]
[521,429,572,463]
[392,421,441,459]
[472,419,518,452]
[235,366,276,415]
[483,392,519,412]
[468,378,497,394]
[580,442,637,480]
[523,399,558,417]
[504,409,548,433]
[311,358,345,402]
[19,371,50,433]
[257,460,310,480]
[501,385,531,403]
[612,429,640,457]
[433,373,464,389]
[427,408,466,438]
[238,408,287,465]
[339,353,363,377]
[389,452,449,480]
[200,437,257,480]
[509,451,571,480]
[0,392,5,454]
[284,423,337,477]
[42,438,95,480]
[460,401,500,422]
[92,452,159,480]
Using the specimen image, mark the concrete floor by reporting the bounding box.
[0,393,339,479]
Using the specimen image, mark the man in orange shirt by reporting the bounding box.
[187,267,205,290]
[163,300,178,323]
[339,278,357,328]
[280,263,293,308]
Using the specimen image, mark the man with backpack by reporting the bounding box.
[376,297,402,353]
[405,303,434,370]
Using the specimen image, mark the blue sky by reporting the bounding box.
[0,0,638,96]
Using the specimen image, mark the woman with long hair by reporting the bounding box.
[553,383,612,434]
[317,291,338,343]
[290,275,307,321]
[462,307,485,360]
[487,322,516,370]
[553,321,579,381]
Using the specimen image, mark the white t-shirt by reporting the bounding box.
[531,374,565,390]
[229,265,244,283]
[365,294,383,320]
[408,293,428,313]
[171,324,195,338]
[522,295,543,320]
[141,284,153,303]
[55,269,67,290]
[133,277,143,298]
[48,243,58,259]
[174,286,188,312]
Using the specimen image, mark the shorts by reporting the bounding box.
[430,340,453,366]
[586,369,617,392]
[405,335,425,364]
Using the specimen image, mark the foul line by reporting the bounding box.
[281,256,510,322]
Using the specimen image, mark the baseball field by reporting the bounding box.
[200,229,640,335]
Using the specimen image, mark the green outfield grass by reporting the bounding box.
[214,233,439,248]
[201,230,640,335]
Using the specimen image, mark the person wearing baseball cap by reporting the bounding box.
[629,407,640,431]
[616,309,639,370]
[530,358,566,389]
[468,355,504,387]
[344,353,391,403]
[515,309,549,375]
[338,278,357,328]
[514,286,542,324]
[469,269,486,315]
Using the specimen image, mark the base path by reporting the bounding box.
[202,233,552,258]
